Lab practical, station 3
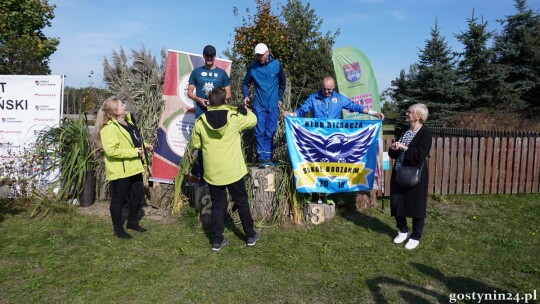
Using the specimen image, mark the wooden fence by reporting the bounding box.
[381,129,540,195]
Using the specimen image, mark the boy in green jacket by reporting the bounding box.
[190,88,259,251]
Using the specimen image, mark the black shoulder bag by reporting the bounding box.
[396,160,425,188]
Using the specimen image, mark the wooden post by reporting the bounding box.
[355,190,378,211]
[249,167,276,220]
[304,203,335,225]
[190,184,212,228]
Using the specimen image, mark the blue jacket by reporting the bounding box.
[241,55,286,109]
[294,90,365,119]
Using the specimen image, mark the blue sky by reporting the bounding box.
[46,0,540,92]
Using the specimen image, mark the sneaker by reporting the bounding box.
[246,233,259,247]
[258,161,276,168]
[126,223,147,233]
[211,238,229,252]
[393,231,409,244]
[113,228,133,239]
[405,239,420,250]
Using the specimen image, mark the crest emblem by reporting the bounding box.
[343,62,361,82]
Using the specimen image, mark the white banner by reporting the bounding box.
[0,75,64,193]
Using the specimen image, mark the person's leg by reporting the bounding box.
[227,177,256,238]
[208,183,227,244]
[110,177,132,238]
[253,105,270,162]
[393,215,409,244]
[404,217,424,249]
[410,218,425,240]
[264,107,279,162]
[126,174,146,232]
[395,216,408,233]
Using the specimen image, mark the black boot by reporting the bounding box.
[126,222,147,233]
[113,227,133,239]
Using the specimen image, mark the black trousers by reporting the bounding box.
[395,216,425,240]
[208,177,256,244]
[109,173,144,229]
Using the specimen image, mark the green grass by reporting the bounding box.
[0,194,539,303]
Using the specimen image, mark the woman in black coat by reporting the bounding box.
[388,103,432,250]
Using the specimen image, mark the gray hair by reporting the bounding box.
[409,103,429,123]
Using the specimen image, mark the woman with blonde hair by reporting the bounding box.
[388,103,432,250]
[93,97,153,239]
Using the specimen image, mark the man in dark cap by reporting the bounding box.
[187,45,231,184]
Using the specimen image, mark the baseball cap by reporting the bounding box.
[254,43,268,55]
[203,45,216,56]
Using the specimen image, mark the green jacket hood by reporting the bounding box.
[198,105,239,136]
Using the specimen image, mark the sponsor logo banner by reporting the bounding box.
[0,75,63,189]
[285,116,381,193]
[332,47,384,190]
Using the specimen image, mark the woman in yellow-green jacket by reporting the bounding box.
[93,97,153,239]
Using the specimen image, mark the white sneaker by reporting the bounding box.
[405,239,420,250]
[393,232,409,244]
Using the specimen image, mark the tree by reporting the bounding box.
[230,0,339,107]
[232,0,290,69]
[63,86,107,114]
[455,11,517,110]
[493,0,540,113]
[0,0,59,74]
[389,20,461,127]
[280,0,339,107]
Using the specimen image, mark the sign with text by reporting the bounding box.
[0,75,63,193]
[285,116,381,193]
[0,75,63,159]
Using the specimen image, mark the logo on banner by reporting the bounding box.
[34,80,57,87]
[343,62,361,82]
[35,105,56,111]
[1,117,22,123]
[35,93,57,98]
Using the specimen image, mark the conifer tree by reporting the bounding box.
[390,20,461,127]
[493,0,540,112]
[455,12,517,110]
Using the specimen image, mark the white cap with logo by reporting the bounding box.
[254,43,268,55]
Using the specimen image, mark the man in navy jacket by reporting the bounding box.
[242,43,286,168]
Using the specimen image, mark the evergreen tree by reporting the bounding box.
[389,20,461,127]
[0,0,59,74]
[455,12,517,110]
[493,0,540,112]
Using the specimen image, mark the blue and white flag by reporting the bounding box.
[285,117,381,193]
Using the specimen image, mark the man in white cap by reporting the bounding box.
[242,43,286,168]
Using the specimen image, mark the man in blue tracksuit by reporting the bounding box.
[242,43,286,168]
[288,76,384,120]
[285,76,384,204]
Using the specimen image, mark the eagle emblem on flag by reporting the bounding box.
[289,123,378,164]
